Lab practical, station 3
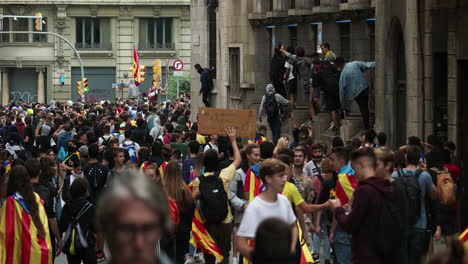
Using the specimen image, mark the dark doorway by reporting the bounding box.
[208,0,217,78]
[394,22,406,148]
[458,60,468,229]
[433,53,448,140]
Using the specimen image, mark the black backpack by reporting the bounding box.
[264,94,279,119]
[398,169,422,225]
[317,62,339,97]
[62,202,93,255]
[100,136,111,149]
[369,185,404,263]
[199,171,228,224]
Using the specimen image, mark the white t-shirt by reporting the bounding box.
[237,194,296,239]
[204,142,219,152]
[284,61,295,81]
[303,159,322,181]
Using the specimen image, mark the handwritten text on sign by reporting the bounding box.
[198,107,257,138]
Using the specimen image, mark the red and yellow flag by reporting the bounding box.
[0,192,52,264]
[159,161,168,180]
[132,47,142,86]
[190,208,224,263]
[459,228,468,249]
[335,172,358,205]
[243,168,264,202]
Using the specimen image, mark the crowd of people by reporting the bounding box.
[0,93,465,264]
[259,42,375,145]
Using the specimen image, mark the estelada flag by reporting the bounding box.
[3,160,11,175]
[0,192,52,264]
[458,227,468,249]
[335,167,358,205]
[133,47,141,86]
[243,164,264,202]
[190,208,224,263]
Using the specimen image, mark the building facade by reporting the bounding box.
[376,0,468,224]
[0,0,191,105]
[191,0,375,138]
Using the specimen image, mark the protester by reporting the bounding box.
[190,127,241,264]
[236,159,298,261]
[257,84,290,145]
[391,145,439,264]
[320,42,336,62]
[0,165,53,263]
[60,178,96,264]
[194,64,214,107]
[96,169,171,264]
[335,57,375,130]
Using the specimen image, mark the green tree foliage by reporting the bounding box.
[167,73,191,101]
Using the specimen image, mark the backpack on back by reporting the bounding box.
[100,136,112,149]
[431,168,456,206]
[199,171,228,224]
[369,185,403,262]
[264,94,279,119]
[62,202,92,255]
[319,63,339,97]
[122,141,137,164]
[398,169,422,225]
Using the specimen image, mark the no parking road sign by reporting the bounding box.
[173,60,184,71]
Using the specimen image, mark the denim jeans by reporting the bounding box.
[408,227,429,264]
[267,116,281,145]
[313,223,331,260]
[55,195,62,221]
[334,231,351,264]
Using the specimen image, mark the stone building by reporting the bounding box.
[376,0,468,225]
[191,0,375,138]
[0,0,190,105]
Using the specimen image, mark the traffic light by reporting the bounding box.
[34,13,43,31]
[137,65,147,84]
[153,59,162,88]
[76,81,83,96]
[83,78,89,92]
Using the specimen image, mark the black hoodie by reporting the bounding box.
[335,176,394,264]
[60,198,96,247]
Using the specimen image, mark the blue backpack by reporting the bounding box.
[58,131,73,153]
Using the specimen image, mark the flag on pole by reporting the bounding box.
[0,192,53,264]
[459,228,468,249]
[190,208,224,263]
[133,47,141,86]
[335,167,358,205]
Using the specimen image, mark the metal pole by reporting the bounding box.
[177,76,180,99]
[0,31,86,103]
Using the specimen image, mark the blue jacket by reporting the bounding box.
[339,61,375,109]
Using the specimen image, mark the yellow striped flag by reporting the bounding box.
[336,168,358,205]
[190,208,224,263]
[297,221,314,264]
[3,161,11,175]
[0,192,52,264]
[159,161,168,180]
[459,227,468,249]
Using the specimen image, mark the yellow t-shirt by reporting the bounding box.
[196,133,206,145]
[282,181,305,207]
[191,164,237,224]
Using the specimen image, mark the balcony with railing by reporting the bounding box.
[75,42,112,50]
[312,0,341,13]
[340,0,372,11]
[138,42,175,50]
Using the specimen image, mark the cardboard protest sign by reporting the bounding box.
[198,107,257,138]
